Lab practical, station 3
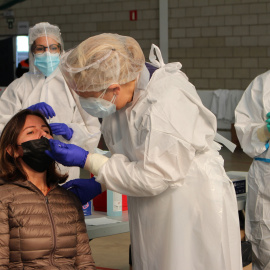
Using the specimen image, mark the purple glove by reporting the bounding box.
[62,177,102,205]
[45,139,88,168]
[49,123,74,140]
[28,102,56,119]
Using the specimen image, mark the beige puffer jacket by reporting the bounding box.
[0,178,96,270]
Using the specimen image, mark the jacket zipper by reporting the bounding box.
[45,195,57,266]
[14,181,57,266]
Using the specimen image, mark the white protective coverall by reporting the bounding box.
[96,48,242,270]
[235,70,270,270]
[0,67,101,180]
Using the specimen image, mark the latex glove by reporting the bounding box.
[45,139,89,168]
[62,177,102,205]
[266,112,270,132]
[49,123,74,140]
[28,102,56,119]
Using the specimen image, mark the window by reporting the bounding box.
[16,35,28,67]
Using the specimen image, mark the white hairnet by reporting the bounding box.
[29,22,63,46]
[59,33,145,92]
[28,22,64,74]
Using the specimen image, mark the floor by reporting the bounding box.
[89,146,253,270]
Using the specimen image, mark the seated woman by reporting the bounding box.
[0,109,96,269]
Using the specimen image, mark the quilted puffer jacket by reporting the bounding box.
[0,178,96,270]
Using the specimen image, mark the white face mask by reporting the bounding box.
[79,89,116,118]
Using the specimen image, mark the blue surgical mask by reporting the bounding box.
[79,89,116,118]
[34,52,60,77]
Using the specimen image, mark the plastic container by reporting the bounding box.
[82,201,92,216]
[107,190,122,216]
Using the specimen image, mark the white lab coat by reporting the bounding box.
[96,47,242,270]
[235,70,270,270]
[0,68,101,180]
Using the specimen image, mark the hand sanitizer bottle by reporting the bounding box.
[107,190,122,216]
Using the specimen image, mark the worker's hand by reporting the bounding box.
[28,102,56,119]
[49,123,73,140]
[62,177,102,205]
[45,139,89,168]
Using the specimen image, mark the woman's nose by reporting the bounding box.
[39,130,48,139]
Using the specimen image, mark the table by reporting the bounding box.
[85,210,129,239]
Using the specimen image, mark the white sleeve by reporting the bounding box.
[235,74,268,158]
[0,78,23,134]
[97,153,169,197]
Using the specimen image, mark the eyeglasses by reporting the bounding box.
[33,44,61,55]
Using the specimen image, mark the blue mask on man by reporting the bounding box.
[34,52,60,77]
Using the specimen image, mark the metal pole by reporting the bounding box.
[159,0,168,63]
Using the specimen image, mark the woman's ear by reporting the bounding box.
[6,145,20,158]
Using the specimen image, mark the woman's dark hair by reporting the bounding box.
[0,109,68,185]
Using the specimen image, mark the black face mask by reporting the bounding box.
[19,137,54,172]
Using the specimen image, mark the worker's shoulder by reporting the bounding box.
[253,70,270,83]
[245,70,270,93]
[148,72,194,103]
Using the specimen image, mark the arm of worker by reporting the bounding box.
[235,74,270,158]
[0,81,54,132]
[0,78,24,134]
[0,201,10,269]
[62,177,105,205]
[95,129,193,197]
[45,137,182,197]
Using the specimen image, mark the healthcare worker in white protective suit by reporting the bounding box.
[235,71,270,270]
[0,22,101,181]
[45,33,242,270]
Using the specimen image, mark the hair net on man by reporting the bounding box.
[28,22,64,74]
[59,33,145,93]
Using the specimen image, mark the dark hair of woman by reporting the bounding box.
[0,109,68,185]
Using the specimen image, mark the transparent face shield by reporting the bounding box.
[58,49,100,131]
[28,22,63,75]
[59,48,119,127]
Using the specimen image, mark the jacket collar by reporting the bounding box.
[0,178,57,192]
